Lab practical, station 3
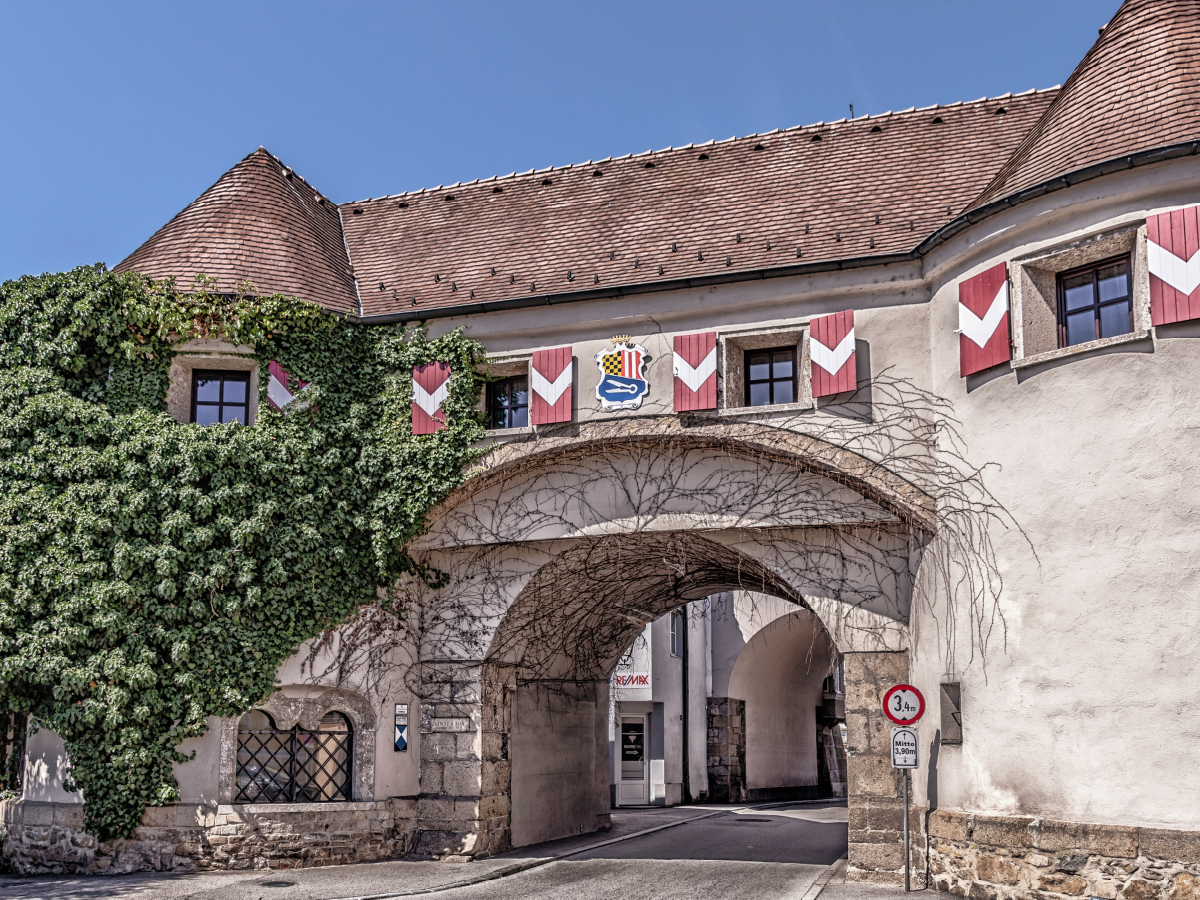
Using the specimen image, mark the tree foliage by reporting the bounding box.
[0,265,486,840]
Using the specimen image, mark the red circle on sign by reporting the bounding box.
[882,684,925,725]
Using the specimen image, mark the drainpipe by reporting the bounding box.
[681,607,691,805]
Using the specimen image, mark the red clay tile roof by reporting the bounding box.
[114,148,358,315]
[343,92,1056,319]
[973,0,1200,207]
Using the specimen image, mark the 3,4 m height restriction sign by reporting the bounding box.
[882,683,925,726]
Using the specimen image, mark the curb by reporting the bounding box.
[798,856,848,900]
[332,798,844,900]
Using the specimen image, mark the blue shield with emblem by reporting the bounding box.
[594,339,650,410]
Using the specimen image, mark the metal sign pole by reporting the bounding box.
[883,685,923,896]
[902,768,910,892]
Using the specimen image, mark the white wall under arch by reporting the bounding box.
[726,605,835,792]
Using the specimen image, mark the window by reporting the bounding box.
[744,346,796,406]
[235,710,352,803]
[487,376,529,429]
[1058,256,1133,348]
[670,609,684,657]
[192,370,250,425]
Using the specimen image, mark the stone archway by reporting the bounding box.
[406,418,931,874]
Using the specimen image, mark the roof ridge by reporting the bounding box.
[340,89,1060,206]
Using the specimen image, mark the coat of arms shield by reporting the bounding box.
[594,336,650,410]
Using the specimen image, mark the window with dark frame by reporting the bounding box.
[670,609,684,657]
[235,710,353,803]
[487,376,529,429]
[1057,255,1133,348]
[744,346,797,407]
[192,370,251,426]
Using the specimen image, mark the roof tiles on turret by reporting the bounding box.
[115,148,358,314]
[973,0,1200,207]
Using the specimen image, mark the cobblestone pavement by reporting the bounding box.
[0,801,850,900]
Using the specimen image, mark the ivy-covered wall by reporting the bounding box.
[0,266,486,840]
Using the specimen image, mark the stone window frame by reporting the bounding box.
[1010,223,1152,369]
[168,338,259,426]
[479,355,533,437]
[718,324,814,416]
[218,688,376,804]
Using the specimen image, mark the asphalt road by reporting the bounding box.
[0,801,849,900]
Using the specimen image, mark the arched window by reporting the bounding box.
[235,710,353,803]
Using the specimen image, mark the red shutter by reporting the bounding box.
[530,347,573,425]
[266,360,309,410]
[412,362,451,435]
[958,263,1010,377]
[809,310,856,398]
[1148,204,1200,326]
[672,331,718,411]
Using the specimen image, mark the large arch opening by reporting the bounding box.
[479,533,833,848]
[408,422,932,862]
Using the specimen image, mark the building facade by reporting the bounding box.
[5,1,1200,896]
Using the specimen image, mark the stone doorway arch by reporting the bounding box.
[405,418,931,871]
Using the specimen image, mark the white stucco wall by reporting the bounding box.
[727,610,833,791]
[904,158,1200,830]
[21,726,81,804]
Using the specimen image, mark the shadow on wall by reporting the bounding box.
[21,726,81,804]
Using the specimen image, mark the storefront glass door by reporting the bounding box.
[617,715,649,805]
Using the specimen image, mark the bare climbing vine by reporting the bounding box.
[309,369,1031,706]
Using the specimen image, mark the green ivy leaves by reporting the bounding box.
[0,266,486,839]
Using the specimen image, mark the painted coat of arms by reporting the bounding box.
[594,335,650,411]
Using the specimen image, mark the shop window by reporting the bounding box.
[744,346,797,406]
[487,375,529,429]
[1058,256,1133,347]
[192,370,251,426]
[235,710,352,803]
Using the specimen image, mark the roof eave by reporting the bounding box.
[352,251,918,325]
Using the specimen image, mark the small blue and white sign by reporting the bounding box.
[594,336,650,411]
[394,703,408,753]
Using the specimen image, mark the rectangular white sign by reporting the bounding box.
[891,726,918,768]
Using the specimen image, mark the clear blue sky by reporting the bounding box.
[0,1,1121,282]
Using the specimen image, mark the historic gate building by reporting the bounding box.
[6,1,1200,895]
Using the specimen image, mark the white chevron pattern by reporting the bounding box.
[959,283,1008,349]
[532,366,571,404]
[1148,240,1200,296]
[673,347,717,392]
[810,328,855,375]
[267,374,294,409]
[413,378,450,417]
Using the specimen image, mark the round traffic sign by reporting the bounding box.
[882,684,925,725]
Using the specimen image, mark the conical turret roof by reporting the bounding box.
[973,0,1200,208]
[115,148,358,314]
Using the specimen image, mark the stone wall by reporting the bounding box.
[412,662,510,860]
[928,810,1200,900]
[845,651,913,884]
[707,697,746,803]
[0,798,416,875]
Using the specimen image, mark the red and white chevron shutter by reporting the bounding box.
[530,346,573,425]
[266,360,309,409]
[1148,204,1200,326]
[809,311,856,398]
[412,362,451,435]
[958,263,1010,377]
[672,331,717,411]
